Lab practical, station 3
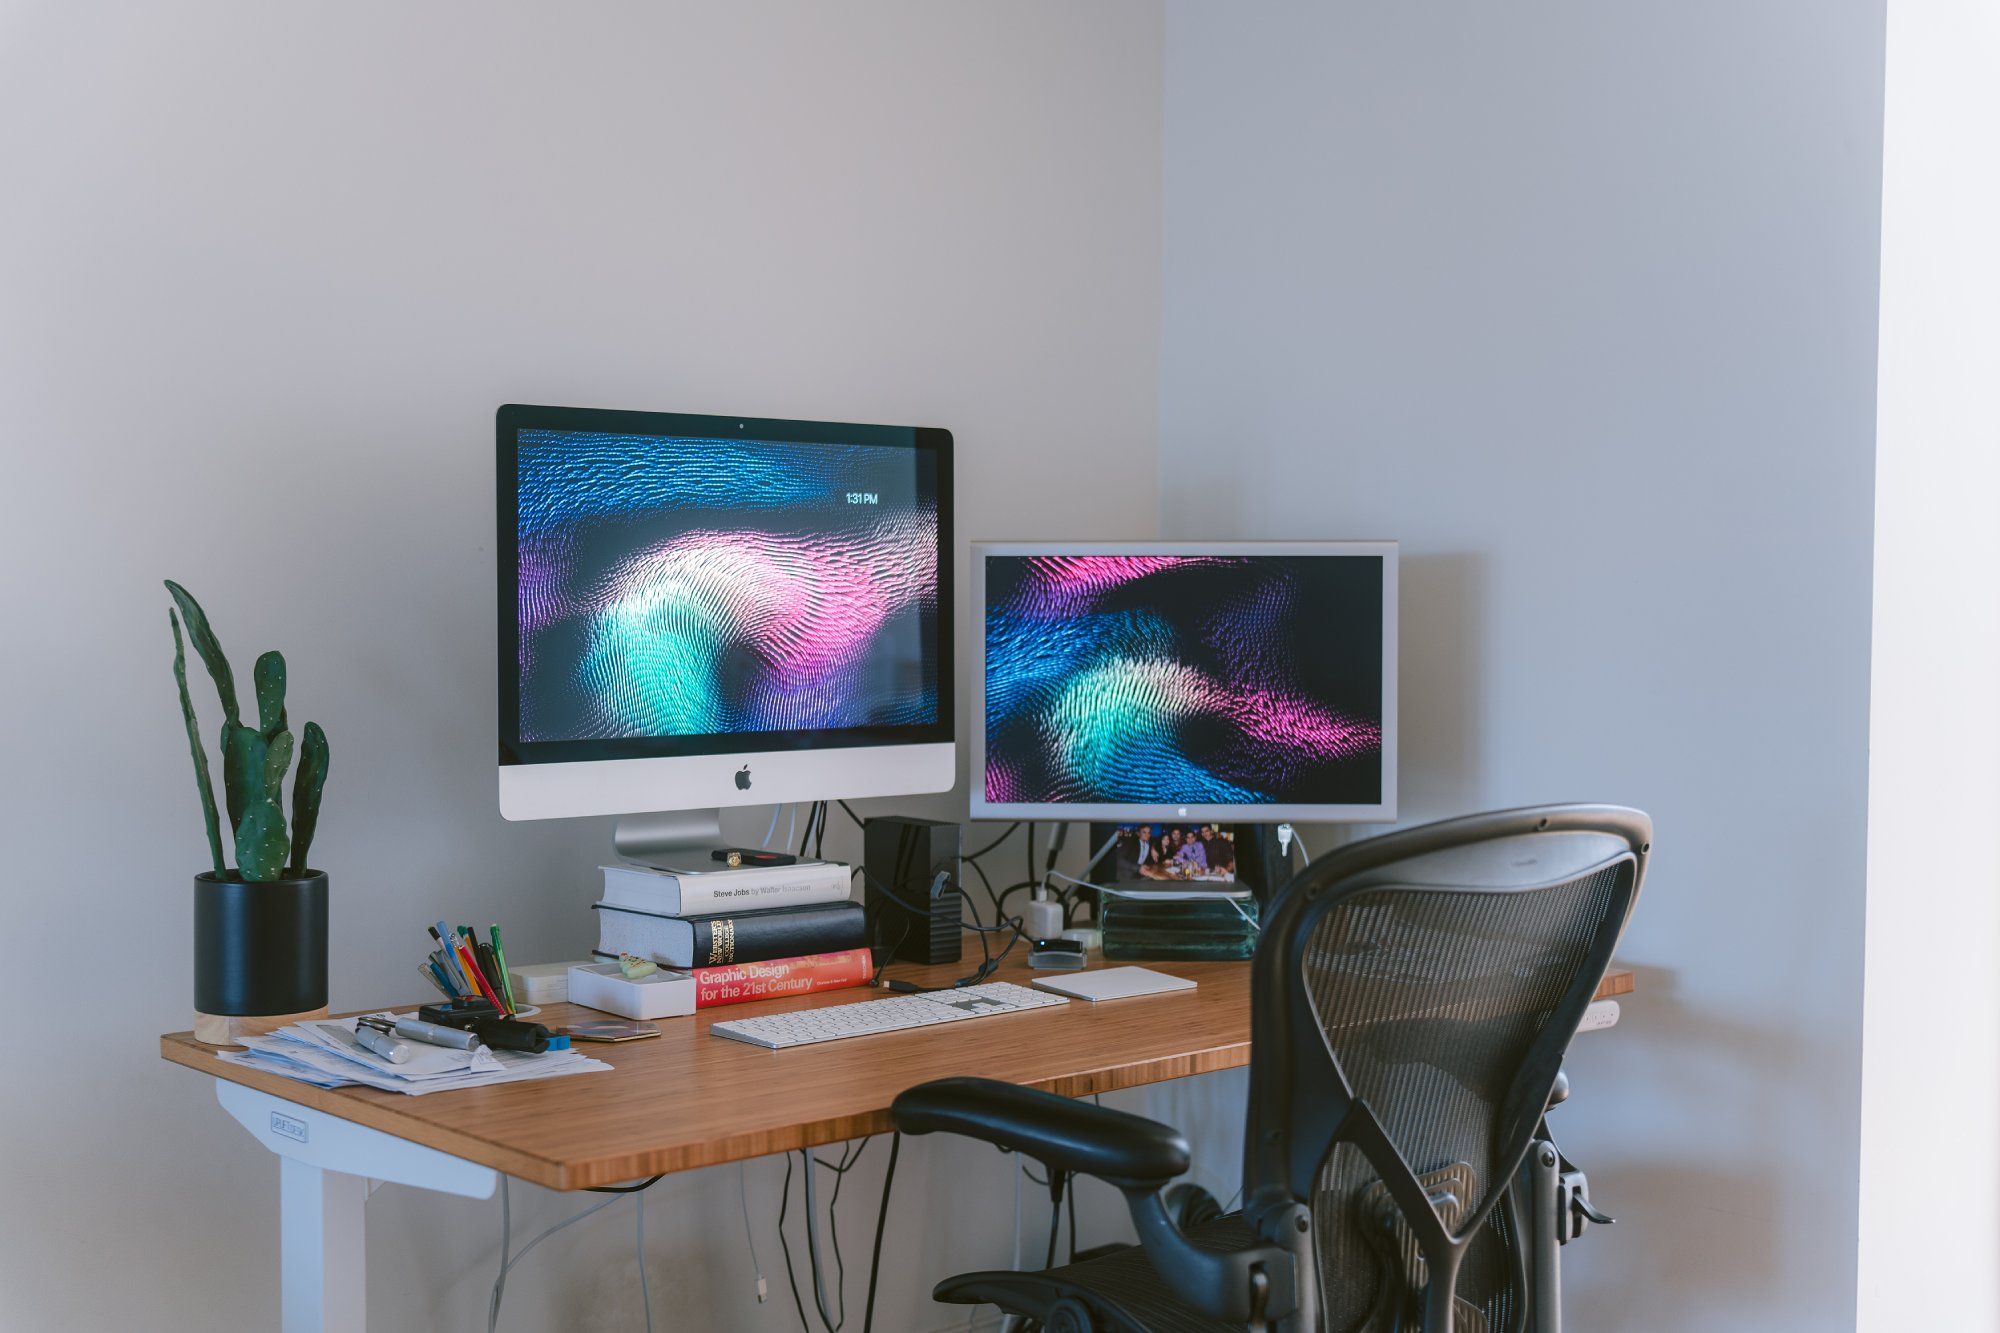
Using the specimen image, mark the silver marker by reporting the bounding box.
[393,1017,481,1051]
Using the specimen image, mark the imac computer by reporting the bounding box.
[971,541,1398,826]
[497,404,955,858]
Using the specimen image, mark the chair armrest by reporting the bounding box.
[895,1076,1299,1323]
[891,1076,1190,1188]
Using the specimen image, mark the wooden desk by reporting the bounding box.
[164,954,1634,1187]
[161,955,1633,1331]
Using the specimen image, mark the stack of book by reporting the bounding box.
[591,859,872,1011]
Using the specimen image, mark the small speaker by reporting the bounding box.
[863,815,962,965]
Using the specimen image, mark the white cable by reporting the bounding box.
[487,1178,512,1333]
[760,802,782,850]
[490,1181,628,1330]
[636,1193,653,1333]
[738,1161,768,1302]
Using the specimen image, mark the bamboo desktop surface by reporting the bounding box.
[161,953,1635,1191]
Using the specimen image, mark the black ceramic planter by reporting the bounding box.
[193,870,329,1016]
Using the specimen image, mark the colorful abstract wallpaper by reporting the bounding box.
[517,430,938,742]
[982,555,1384,807]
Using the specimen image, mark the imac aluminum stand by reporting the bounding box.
[613,809,723,869]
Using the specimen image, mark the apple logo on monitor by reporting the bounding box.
[735,765,752,791]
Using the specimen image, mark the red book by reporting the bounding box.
[689,947,873,1009]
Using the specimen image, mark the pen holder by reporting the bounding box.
[193,870,329,1046]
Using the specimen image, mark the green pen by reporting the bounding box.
[490,923,518,1015]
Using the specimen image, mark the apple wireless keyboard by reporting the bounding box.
[708,981,1069,1049]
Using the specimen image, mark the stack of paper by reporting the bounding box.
[217,1013,610,1095]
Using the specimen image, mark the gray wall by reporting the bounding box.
[1158,2,1883,1329]
[0,4,1164,1329]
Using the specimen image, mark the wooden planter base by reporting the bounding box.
[193,1006,330,1047]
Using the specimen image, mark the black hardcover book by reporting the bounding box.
[591,899,867,969]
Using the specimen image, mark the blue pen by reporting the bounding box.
[426,958,459,998]
[431,922,467,991]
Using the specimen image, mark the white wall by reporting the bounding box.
[1159,2,1884,1329]
[0,3,1165,1329]
[1857,1,2000,1325]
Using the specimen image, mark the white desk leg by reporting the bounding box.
[280,1156,367,1333]
[215,1081,497,1333]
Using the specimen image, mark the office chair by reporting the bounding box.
[892,804,1650,1332]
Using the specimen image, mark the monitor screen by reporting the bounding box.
[975,546,1395,820]
[499,408,952,768]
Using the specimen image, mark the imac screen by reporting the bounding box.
[983,554,1384,808]
[515,430,940,744]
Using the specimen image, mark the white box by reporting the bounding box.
[567,963,695,1020]
[507,960,593,1006]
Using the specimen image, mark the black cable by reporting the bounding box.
[813,1139,870,1174]
[862,1131,902,1333]
[814,801,827,860]
[1067,1181,1078,1263]
[852,863,1035,992]
[795,1140,866,1333]
[964,820,1022,863]
[800,1149,840,1333]
[799,801,829,859]
[585,1175,664,1194]
[870,916,912,985]
[1026,823,1036,890]
[1043,822,1070,876]
[836,800,864,830]
[992,879,1039,921]
[778,1155,814,1333]
[856,866,1024,939]
[815,1139,868,1329]
[962,856,999,924]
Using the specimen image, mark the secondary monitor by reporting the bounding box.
[972,542,1397,823]
[498,404,955,827]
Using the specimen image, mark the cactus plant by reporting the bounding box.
[287,721,330,875]
[170,610,227,876]
[165,582,330,882]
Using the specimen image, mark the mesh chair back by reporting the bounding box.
[1240,806,1648,1333]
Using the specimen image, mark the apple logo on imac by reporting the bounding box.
[735,766,752,791]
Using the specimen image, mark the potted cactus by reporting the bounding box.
[165,580,332,1045]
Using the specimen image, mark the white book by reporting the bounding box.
[597,859,852,916]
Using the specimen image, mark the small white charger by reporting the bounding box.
[1024,894,1063,940]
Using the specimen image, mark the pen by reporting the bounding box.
[454,931,505,1012]
[431,923,467,992]
[489,924,519,1016]
[474,939,509,1016]
[428,953,462,999]
[419,962,454,999]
